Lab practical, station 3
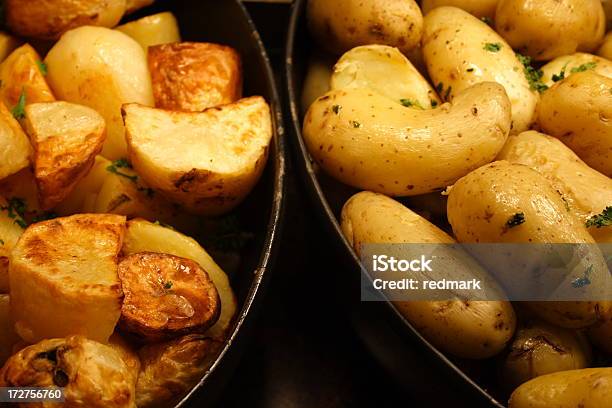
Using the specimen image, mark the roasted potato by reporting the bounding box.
[0,195,25,293]
[588,304,612,354]
[421,0,499,19]
[108,332,141,389]
[301,52,334,115]
[0,295,20,365]
[9,214,126,343]
[537,71,612,177]
[422,6,538,133]
[55,155,111,215]
[0,101,32,181]
[148,42,242,112]
[0,32,22,63]
[497,131,612,243]
[136,334,221,408]
[500,320,592,390]
[24,101,106,210]
[126,0,155,14]
[0,169,41,217]
[45,26,154,160]
[0,335,136,408]
[116,12,181,50]
[495,0,606,61]
[5,0,127,40]
[540,52,612,87]
[598,32,612,60]
[307,0,423,55]
[123,96,272,215]
[122,219,236,340]
[341,191,516,359]
[508,368,612,408]
[118,252,220,341]
[303,82,510,196]
[331,45,441,109]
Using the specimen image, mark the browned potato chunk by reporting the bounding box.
[5,0,127,40]
[0,101,31,181]
[0,335,136,407]
[148,42,242,111]
[0,195,25,293]
[136,334,222,408]
[24,101,106,210]
[0,44,55,111]
[118,252,220,341]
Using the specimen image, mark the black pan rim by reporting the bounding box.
[283,1,504,406]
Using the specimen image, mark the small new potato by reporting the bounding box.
[422,6,538,133]
[540,53,612,87]
[303,82,511,196]
[5,0,127,40]
[116,12,181,50]
[537,71,612,177]
[509,368,612,408]
[331,45,441,109]
[421,0,499,19]
[495,0,605,61]
[45,26,155,160]
[307,0,423,55]
[126,0,155,14]
[123,96,272,216]
[598,32,612,60]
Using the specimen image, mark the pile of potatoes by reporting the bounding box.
[0,1,273,407]
[303,0,612,406]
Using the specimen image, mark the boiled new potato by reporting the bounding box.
[24,101,106,210]
[495,0,605,61]
[588,304,612,354]
[0,295,20,365]
[331,45,441,109]
[123,96,272,215]
[341,191,516,359]
[0,32,21,63]
[122,219,236,340]
[0,336,136,408]
[45,26,154,160]
[9,214,125,343]
[422,6,538,133]
[0,44,55,111]
[421,0,499,19]
[126,0,155,14]
[598,32,612,60]
[508,368,612,408]
[540,52,612,87]
[303,82,511,196]
[0,195,25,293]
[55,156,111,215]
[117,12,181,50]
[307,0,423,55]
[136,334,221,408]
[118,252,220,341]
[497,131,612,243]
[148,42,242,112]
[301,52,334,115]
[0,101,32,181]
[500,320,592,390]
[537,71,612,177]
[5,0,127,40]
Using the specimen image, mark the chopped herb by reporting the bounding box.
[106,159,138,182]
[585,206,612,228]
[572,264,593,288]
[153,220,175,230]
[163,281,173,290]
[435,82,444,94]
[11,89,26,119]
[332,104,341,114]
[444,86,452,101]
[350,120,361,128]
[36,60,47,76]
[31,212,58,224]
[570,62,597,73]
[1,197,28,229]
[483,42,502,52]
[399,98,424,109]
[480,16,493,26]
[466,67,475,72]
[138,186,155,198]
[430,99,438,108]
[551,64,568,82]
[516,53,548,93]
[203,215,254,251]
[506,212,525,228]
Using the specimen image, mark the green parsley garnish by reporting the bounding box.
[551,64,568,82]
[444,86,452,101]
[1,197,28,229]
[106,159,138,182]
[11,89,26,119]
[483,42,502,52]
[570,62,597,73]
[516,53,548,93]
[435,82,444,94]
[506,212,525,228]
[399,99,424,109]
[332,104,341,114]
[430,99,438,108]
[350,120,361,128]
[36,61,47,76]
[585,206,612,228]
[163,281,173,290]
[31,212,58,224]
[571,264,593,288]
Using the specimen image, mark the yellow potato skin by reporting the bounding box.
[307,0,423,55]
[598,32,612,60]
[509,368,612,408]
[495,0,605,61]
[497,131,612,243]
[421,0,499,19]
[537,71,612,177]
[116,12,181,50]
[304,82,510,196]
[341,191,516,359]
[0,102,31,182]
[422,6,538,133]
[301,52,334,116]
[540,53,612,87]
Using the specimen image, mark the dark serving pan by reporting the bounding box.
[284,1,505,407]
[123,0,286,406]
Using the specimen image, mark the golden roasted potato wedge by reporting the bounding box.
[116,12,181,49]
[55,155,111,215]
[0,101,31,181]
[10,214,126,343]
[126,0,155,14]
[136,334,222,408]
[0,169,42,217]
[5,0,127,40]
[0,32,22,64]
[0,44,55,111]
[24,101,106,210]
[148,42,242,112]
[108,332,141,389]
[123,219,236,340]
[123,96,272,215]
[0,195,26,293]
[118,252,220,341]
[0,336,136,408]
[0,295,20,365]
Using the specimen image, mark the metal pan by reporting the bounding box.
[284,1,505,406]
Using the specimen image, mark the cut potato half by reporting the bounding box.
[123,96,272,215]
[9,214,126,343]
[55,156,111,215]
[24,101,106,210]
[0,101,32,181]
[116,12,181,49]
